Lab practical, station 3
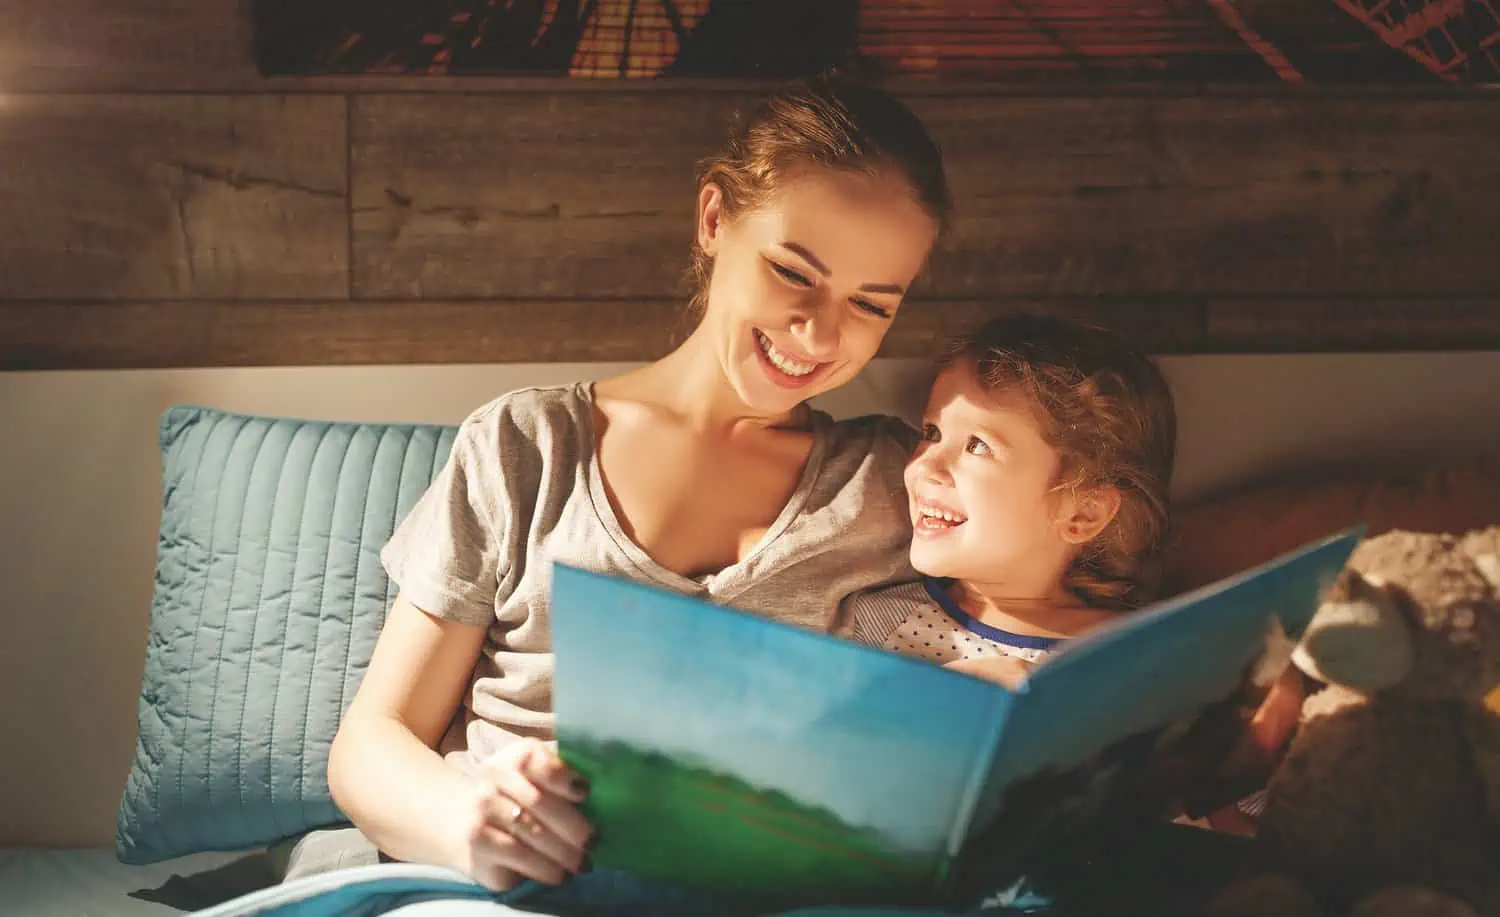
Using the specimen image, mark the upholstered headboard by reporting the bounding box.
[1166,453,1500,595]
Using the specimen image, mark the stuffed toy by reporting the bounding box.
[1203,528,1500,917]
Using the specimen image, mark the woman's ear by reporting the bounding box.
[1061,485,1122,545]
[696,183,726,256]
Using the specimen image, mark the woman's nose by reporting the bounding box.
[787,300,841,360]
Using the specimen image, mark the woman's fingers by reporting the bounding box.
[481,789,590,875]
[475,740,595,873]
[470,825,569,888]
[515,740,591,804]
[486,756,591,858]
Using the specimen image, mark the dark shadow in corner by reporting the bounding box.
[128,852,279,912]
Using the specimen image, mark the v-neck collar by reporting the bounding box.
[578,381,833,596]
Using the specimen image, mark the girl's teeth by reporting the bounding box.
[757,331,817,377]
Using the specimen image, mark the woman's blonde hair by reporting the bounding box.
[939,313,1179,610]
[686,75,951,319]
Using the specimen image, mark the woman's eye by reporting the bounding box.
[920,423,940,442]
[770,262,812,286]
[853,299,892,319]
[965,437,991,456]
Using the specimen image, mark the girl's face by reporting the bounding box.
[695,168,938,417]
[905,364,1098,594]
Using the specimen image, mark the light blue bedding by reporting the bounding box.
[184,863,989,917]
[191,863,511,917]
[176,821,1251,917]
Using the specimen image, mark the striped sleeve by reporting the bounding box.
[841,580,934,648]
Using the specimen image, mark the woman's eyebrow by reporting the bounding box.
[777,242,829,276]
[777,242,907,295]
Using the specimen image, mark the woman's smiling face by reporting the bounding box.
[695,167,938,415]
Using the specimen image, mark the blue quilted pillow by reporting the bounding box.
[117,405,459,864]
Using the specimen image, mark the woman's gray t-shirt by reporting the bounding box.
[380,382,916,772]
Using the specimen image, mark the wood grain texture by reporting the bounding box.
[353,92,1500,300]
[350,92,732,299]
[0,300,686,369]
[1205,298,1500,351]
[14,297,1500,371]
[0,94,348,300]
[913,95,1500,297]
[0,0,259,91]
[3,83,1498,367]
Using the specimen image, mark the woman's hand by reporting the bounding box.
[450,738,596,891]
[943,654,1035,690]
[329,597,598,893]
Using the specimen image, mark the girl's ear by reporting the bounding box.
[1060,485,1122,545]
[697,183,726,256]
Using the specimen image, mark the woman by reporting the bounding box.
[323,75,953,894]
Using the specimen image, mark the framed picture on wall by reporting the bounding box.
[251,1,1498,85]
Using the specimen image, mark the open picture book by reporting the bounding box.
[551,526,1366,909]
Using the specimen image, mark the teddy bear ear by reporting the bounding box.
[1292,570,1414,693]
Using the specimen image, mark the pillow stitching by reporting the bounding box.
[386,425,430,613]
[380,429,430,614]
[326,426,396,828]
[124,413,468,860]
[345,425,416,710]
[291,427,359,807]
[124,411,199,857]
[265,420,337,843]
[172,413,252,857]
[201,419,274,851]
[231,420,295,846]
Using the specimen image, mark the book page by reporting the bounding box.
[959,527,1363,857]
[550,564,1015,905]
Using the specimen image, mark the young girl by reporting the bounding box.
[847,313,1177,687]
[847,314,1297,911]
[322,76,951,896]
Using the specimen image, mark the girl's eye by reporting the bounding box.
[965,436,991,457]
[853,298,892,319]
[770,262,812,286]
[920,423,940,442]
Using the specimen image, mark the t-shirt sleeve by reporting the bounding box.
[837,583,925,648]
[380,409,509,627]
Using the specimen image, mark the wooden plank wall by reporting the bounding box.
[2,1,1499,369]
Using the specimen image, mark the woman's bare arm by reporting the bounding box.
[327,594,591,886]
[328,594,489,866]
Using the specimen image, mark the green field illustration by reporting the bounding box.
[548,531,1360,906]
[560,737,943,904]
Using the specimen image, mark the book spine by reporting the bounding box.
[942,687,1011,862]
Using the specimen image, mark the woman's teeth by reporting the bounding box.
[756,331,818,377]
[918,506,966,526]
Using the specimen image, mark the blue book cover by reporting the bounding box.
[551,526,1365,909]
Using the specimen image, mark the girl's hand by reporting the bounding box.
[448,738,595,891]
[1177,665,1310,822]
[944,654,1034,690]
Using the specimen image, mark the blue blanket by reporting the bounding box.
[190,824,1247,917]
[185,861,1078,917]
[188,864,988,917]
